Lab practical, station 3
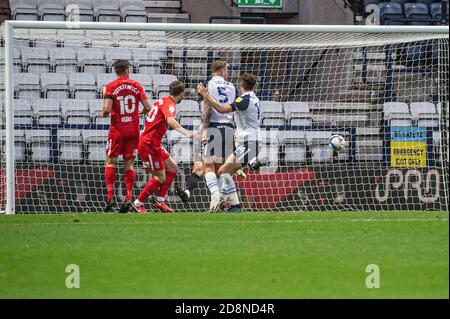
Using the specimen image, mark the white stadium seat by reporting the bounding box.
[383,102,413,126]
[58,130,84,161]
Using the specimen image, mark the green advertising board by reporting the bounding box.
[235,0,282,8]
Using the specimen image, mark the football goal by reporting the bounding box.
[1,21,448,214]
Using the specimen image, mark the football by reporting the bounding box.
[329,134,345,152]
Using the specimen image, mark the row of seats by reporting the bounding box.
[2,128,350,164]
[0,46,168,74]
[0,73,177,99]
[384,101,441,126]
[9,0,148,23]
[365,1,447,24]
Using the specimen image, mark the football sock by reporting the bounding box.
[185,173,201,198]
[124,170,136,201]
[136,178,162,204]
[157,171,177,202]
[220,173,240,206]
[105,166,116,203]
[205,171,220,198]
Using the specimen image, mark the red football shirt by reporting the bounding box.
[103,76,148,130]
[140,96,177,149]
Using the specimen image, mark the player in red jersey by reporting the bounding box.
[132,81,196,214]
[100,59,153,213]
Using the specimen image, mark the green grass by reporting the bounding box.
[0,211,448,298]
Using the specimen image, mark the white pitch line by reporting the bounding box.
[1,218,448,227]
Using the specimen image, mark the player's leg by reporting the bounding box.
[132,145,166,214]
[203,126,223,210]
[176,161,203,203]
[118,131,139,213]
[217,154,242,212]
[104,128,122,212]
[118,158,136,213]
[153,152,178,213]
[104,155,118,212]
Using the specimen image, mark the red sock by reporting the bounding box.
[105,167,116,202]
[137,178,162,203]
[157,171,177,201]
[124,170,136,201]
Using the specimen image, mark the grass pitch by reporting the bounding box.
[0,211,448,298]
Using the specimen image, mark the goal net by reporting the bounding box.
[1,23,448,214]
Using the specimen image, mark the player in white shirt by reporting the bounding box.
[178,61,239,212]
[197,72,263,212]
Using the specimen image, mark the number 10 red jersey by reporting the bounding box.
[103,76,148,130]
[140,96,177,149]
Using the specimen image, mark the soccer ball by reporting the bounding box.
[329,134,345,152]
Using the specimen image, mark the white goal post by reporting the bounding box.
[1,21,449,214]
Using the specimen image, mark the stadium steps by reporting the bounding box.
[147,12,190,23]
[145,1,182,13]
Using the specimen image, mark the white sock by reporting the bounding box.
[220,173,240,206]
[134,199,144,206]
[157,196,165,202]
[205,171,220,198]
[185,189,191,198]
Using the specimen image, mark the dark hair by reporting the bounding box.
[211,60,227,74]
[113,59,131,76]
[239,73,258,91]
[169,80,185,97]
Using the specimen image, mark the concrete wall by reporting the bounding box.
[183,0,239,24]
[296,0,354,25]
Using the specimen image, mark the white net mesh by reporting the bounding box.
[0,26,448,213]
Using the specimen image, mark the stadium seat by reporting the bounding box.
[104,47,133,72]
[259,101,285,126]
[279,131,307,164]
[383,102,413,126]
[178,100,201,126]
[152,74,178,97]
[131,74,154,98]
[306,132,336,163]
[49,48,78,73]
[430,2,449,20]
[15,73,41,99]
[33,99,62,125]
[410,102,440,127]
[120,0,147,23]
[144,41,169,61]
[26,130,51,161]
[38,0,66,21]
[69,73,98,100]
[405,3,433,25]
[168,130,193,163]
[283,102,312,126]
[21,47,51,74]
[379,2,406,25]
[416,0,440,5]
[66,0,95,22]
[41,73,70,99]
[61,100,91,125]
[58,130,84,161]
[88,100,109,125]
[77,48,106,74]
[390,0,410,4]
[83,130,109,161]
[363,0,381,6]
[94,0,122,22]
[10,0,39,21]
[96,73,116,92]
[132,48,163,75]
[8,130,27,161]
[0,48,23,73]
[14,99,34,126]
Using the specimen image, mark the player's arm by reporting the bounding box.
[140,99,152,115]
[167,117,195,139]
[100,98,113,118]
[196,84,233,113]
[100,85,113,118]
